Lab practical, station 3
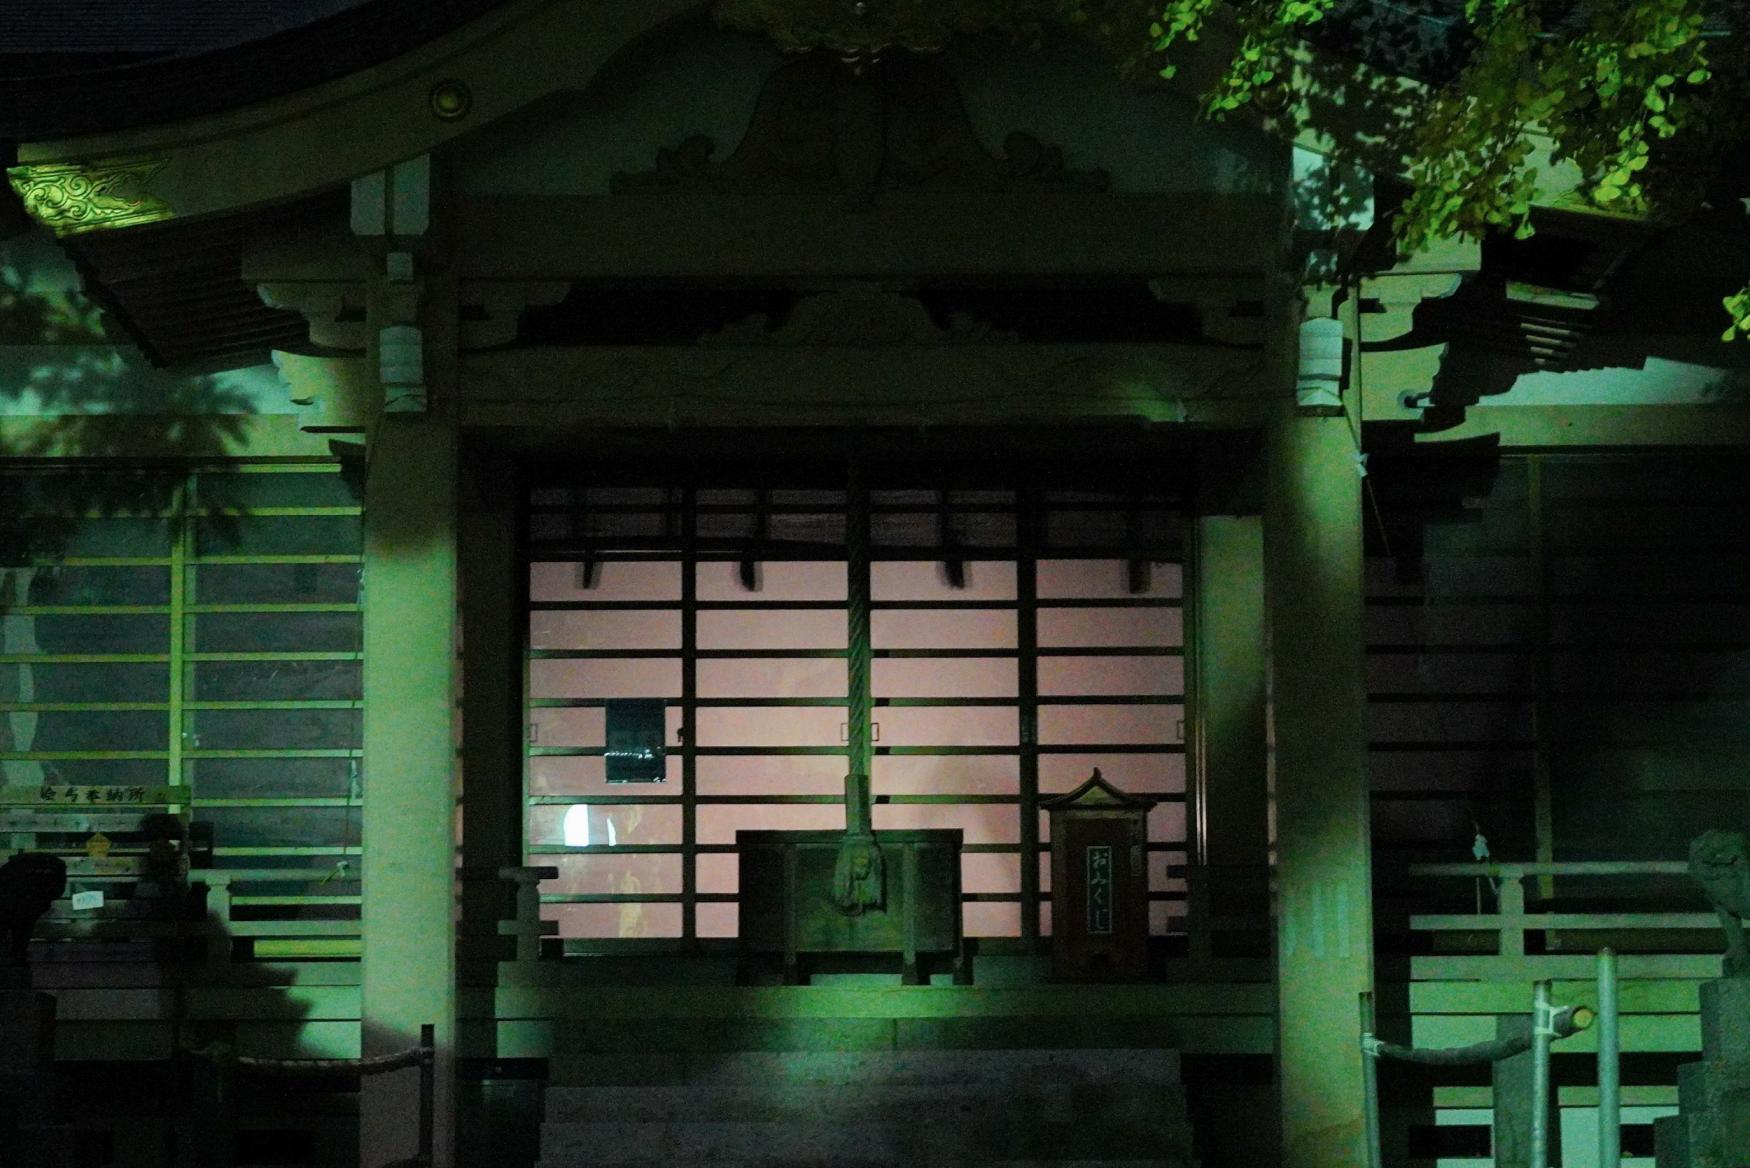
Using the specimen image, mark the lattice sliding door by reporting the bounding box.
[0,463,364,961]
[524,473,1188,953]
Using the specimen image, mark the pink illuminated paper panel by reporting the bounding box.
[1037,559,1181,600]
[1036,703,1182,745]
[529,706,605,747]
[694,706,846,748]
[539,853,683,896]
[963,902,1021,938]
[961,851,1021,894]
[696,802,845,843]
[697,657,845,699]
[696,560,846,602]
[1149,803,1188,844]
[872,755,1018,796]
[544,901,682,939]
[1150,849,1188,893]
[1037,655,1180,697]
[1150,901,1186,934]
[871,801,1018,844]
[695,902,738,938]
[696,852,738,894]
[872,657,1017,698]
[528,658,682,699]
[872,561,1016,601]
[530,561,681,603]
[695,755,848,797]
[529,610,681,651]
[697,609,847,650]
[527,803,682,847]
[877,706,1017,747]
[1037,607,1183,649]
[871,609,1016,649]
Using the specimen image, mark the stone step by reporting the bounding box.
[539,1119,1196,1164]
[551,1048,1181,1090]
[545,1081,1189,1125]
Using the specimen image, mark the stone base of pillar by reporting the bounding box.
[1659,980,1750,1168]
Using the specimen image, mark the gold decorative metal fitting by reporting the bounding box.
[429,79,473,121]
[6,156,173,235]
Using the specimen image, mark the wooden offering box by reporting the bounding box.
[735,829,964,984]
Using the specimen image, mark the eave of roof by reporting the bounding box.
[0,1,365,57]
[0,0,512,139]
[58,189,348,371]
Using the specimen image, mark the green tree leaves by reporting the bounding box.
[1142,0,1743,338]
[1725,284,1750,342]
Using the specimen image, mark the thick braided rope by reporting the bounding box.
[185,1043,429,1077]
[845,468,872,832]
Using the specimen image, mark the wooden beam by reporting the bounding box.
[453,192,1277,281]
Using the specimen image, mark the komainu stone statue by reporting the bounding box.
[1689,830,1750,978]
[0,852,68,970]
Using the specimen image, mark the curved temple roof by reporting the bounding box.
[0,0,1736,142]
[0,0,510,138]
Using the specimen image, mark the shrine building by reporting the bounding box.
[2,3,1749,1167]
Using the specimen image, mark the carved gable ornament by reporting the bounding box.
[7,156,174,236]
[610,52,1107,210]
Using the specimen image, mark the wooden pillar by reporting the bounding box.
[1190,512,1269,922]
[458,446,526,982]
[1265,401,1374,1168]
[361,415,458,1168]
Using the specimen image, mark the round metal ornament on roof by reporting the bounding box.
[429,79,473,121]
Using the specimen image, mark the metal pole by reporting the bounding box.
[1360,991,1384,1168]
[1596,949,1620,1168]
[1531,980,1554,1168]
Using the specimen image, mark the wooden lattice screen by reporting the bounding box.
[523,476,1190,953]
[0,462,363,960]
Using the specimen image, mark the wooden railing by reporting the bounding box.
[49,855,1713,982]
[457,865,558,964]
[1177,864,1272,976]
[30,863,565,978]
[1403,860,1721,976]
